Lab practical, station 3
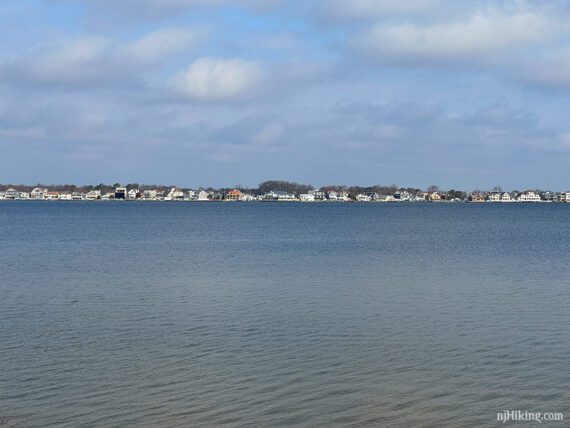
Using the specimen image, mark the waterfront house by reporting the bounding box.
[86,190,101,200]
[4,188,20,199]
[327,191,338,201]
[198,190,210,201]
[19,192,30,199]
[394,191,411,201]
[429,192,442,202]
[46,191,60,200]
[488,192,501,202]
[142,189,158,200]
[501,192,513,202]
[471,193,486,203]
[309,189,326,200]
[115,187,127,200]
[366,192,380,201]
[338,191,350,202]
[519,191,541,202]
[72,192,85,200]
[560,192,570,203]
[299,193,316,202]
[264,190,295,201]
[128,189,140,200]
[0,191,5,200]
[31,187,48,199]
[59,193,72,201]
[225,189,241,201]
[541,191,560,202]
[356,193,371,202]
[166,188,184,201]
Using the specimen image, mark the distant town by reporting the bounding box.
[0,181,569,203]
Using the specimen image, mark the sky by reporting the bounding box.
[0,0,569,190]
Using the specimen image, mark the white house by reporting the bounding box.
[519,191,541,202]
[0,191,5,200]
[142,189,158,200]
[356,193,371,202]
[4,188,20,199]
[46,191,60,200]
[501,192,513,202]
[31,187,48,199]
[19,192,30,199]
[327,191,338,201]
[264,191,295,201]
[127,189,140,200]
[488,192,501,202]
[309,189,326,200]
[85,190,101,200]
[166,188,184,201]
[299,193,315,202]
[59,193,73,201]
[198,190,210,201]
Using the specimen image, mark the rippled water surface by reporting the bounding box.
[1,202,569,427]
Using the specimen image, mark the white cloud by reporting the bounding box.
[3,37,119,86]
[354,7,551,63]
[172,57,264,102]
[325,0,438,20]
[1,27,205,88]
[125,27,207,63]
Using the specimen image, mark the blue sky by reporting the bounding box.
[1,0,569,189]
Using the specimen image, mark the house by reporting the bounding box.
[560,192,570,203]
[142,189,159,200]
[101,192,115,200]
[356,193,371,202]
[264,190,296,201]
[166,188,184,201]
[59,193,72,200]
[327,191,338,201]
[309,189,326,200]
[500,192,513,202]
[519,191,541,202]
[31,187,48,199]
[185,190,197,201]
[488,192,501,202]
[115,187,127,200]
[4,188,20,199]
[0,191,5,200]
[366,192,381,202]
[299,193,316,202]
[394,191,411,201]
[198,190,210,201]
[240,193,254,202]
[46,191,60,200]
[19,192,30,199]
[429,192,442,202]
[72,192,85,200]
[127,189,140,200]
[86,190,101,200]
[471,193,486,203]
[338,191,351,202]
[225,189,241,201]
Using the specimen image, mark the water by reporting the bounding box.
[1,201,569,427]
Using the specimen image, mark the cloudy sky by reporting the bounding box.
[1,0,569,189]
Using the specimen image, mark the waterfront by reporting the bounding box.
[1,202,569,427]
